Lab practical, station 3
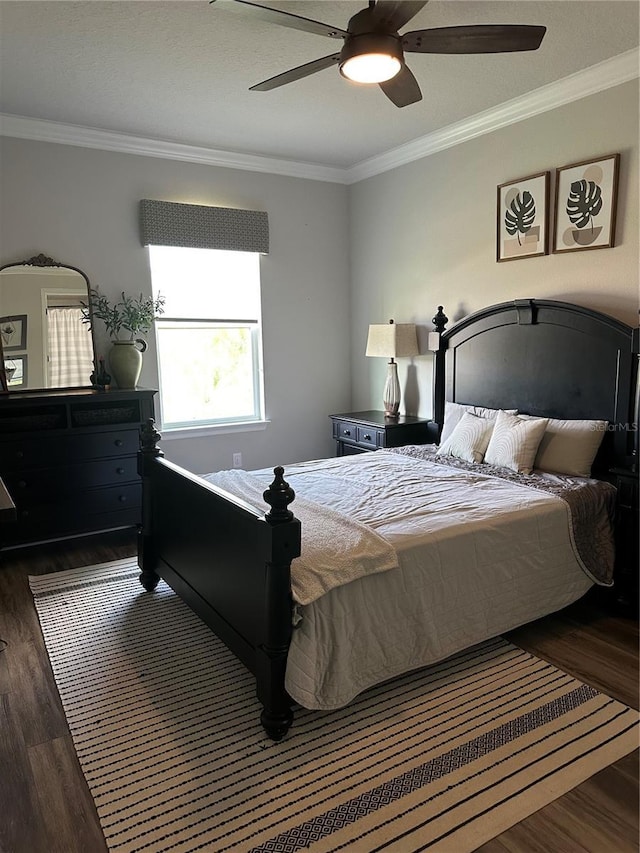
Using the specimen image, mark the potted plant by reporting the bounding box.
[82,288,165,389]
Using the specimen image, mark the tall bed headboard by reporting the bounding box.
[433,298,638,472]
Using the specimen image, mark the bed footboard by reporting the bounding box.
[137,419,301,740]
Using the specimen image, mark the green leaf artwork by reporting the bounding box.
[504,191,536,245]
[566,180,603,232]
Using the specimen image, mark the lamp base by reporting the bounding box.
[383,360,401,418]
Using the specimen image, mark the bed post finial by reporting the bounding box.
[264,466,295,523]
[432,306,448,333]
[140,418,164,458]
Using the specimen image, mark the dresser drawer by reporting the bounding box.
[14,483,141,524]
[4,456,139,504]
[0,428,140,470]
[6,497,142,545]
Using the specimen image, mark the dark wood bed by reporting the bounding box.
[137,298,638,739]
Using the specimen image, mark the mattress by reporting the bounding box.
[208,448,612,711]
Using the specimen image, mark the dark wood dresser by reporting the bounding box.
[0,388,155,547]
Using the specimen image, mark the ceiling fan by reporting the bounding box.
[209,0,546,107]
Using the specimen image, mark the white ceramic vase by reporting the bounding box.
[109,339,147,389]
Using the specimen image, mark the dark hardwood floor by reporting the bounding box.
[0,531,637,853]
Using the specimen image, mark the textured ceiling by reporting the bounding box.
[0,1,638,168]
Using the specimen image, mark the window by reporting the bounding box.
[148,246,265,430]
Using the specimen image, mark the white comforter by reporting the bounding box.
[213,450,597,711]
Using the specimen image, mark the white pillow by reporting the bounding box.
[520,416,607,477]
[436,412,495,463]
[484,411,549,474]
[440,401,518,445]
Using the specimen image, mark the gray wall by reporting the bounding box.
[1,78,638,471]
[0,137,351,472]
[349,80,639,419]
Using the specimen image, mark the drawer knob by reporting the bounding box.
[343,429,351,436]
[363,434,371,441]
[114,439,124,447]
[118,495,127,503]
[18,480,27,489]
[15,450,24,459]
[116,467,125,475]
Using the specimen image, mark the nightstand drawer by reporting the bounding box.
[616,476,638,509]
[334,420,357,443]
[356,426,380,449]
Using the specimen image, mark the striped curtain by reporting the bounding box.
[47,307,94,387]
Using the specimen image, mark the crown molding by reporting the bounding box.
[345,48,640,184]
[1,48,637,186]
[0,114,348,184]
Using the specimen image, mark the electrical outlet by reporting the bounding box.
[232,452,242,469]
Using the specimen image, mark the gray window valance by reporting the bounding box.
[139,199,269,254]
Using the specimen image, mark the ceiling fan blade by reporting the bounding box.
[370,1,429,32]
[209,0,347,39]
[379,64,422,107]
[403,24,546,54]
[250,53,342,91]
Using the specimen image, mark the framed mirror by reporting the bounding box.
[0,253,97,393]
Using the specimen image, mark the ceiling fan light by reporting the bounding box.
[339,32,404,84]
[340,52,402,84]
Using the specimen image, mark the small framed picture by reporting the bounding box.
[553,153,620,253]
[0,314,27,351]
[497,171,550,262]
[5,354,27,387]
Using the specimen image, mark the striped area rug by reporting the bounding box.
[30,559,638,853]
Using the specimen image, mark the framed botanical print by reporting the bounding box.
[0,314,27,351]
[5,354,27,387]
[553,153,620,253]
[497,171,550,262]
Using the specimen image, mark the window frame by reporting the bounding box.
[147,246,266,434]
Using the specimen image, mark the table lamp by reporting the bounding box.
[365,319,418,417]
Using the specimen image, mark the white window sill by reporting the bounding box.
[159,419,270,440]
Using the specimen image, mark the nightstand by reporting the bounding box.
[609,466,639,614]
[330,410,437,457]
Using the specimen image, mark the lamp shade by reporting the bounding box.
[365,320,419,359]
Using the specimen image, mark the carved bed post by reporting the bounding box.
[432,306,449,432]
[138,418,164,591]
[257,467,301,740]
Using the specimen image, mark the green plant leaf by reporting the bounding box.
[81,288,165,340]
[505,191,536,245]
[566,179,603,230]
